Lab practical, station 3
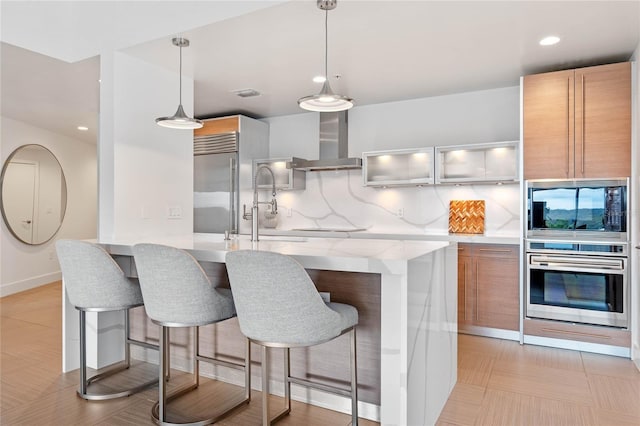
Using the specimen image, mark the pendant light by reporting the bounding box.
[298,0,354,112]
[156,37,203,129]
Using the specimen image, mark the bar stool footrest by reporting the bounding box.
[151,382,249,426]
[79,361,159,401]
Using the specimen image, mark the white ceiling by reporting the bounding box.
[2,1,639,145]
[1,43,100,144]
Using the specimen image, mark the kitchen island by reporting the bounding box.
[61,234,457,425]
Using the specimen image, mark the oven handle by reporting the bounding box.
[529,255,624,271]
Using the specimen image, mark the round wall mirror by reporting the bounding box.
[1,144,67,245]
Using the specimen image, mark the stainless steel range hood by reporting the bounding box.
[287,111,362,171]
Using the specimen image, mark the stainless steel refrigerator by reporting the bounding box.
[193,116,269,234]
[194,149,237,234]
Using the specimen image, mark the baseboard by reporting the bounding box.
[524,334,631,358]
[0,272,61,297]
[459,326,520,341]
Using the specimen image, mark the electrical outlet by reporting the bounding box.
[396,208,404,218]
[49,250,55,261]
[319,292,330,303]
[286,208,292,217]
[167,206,182,219]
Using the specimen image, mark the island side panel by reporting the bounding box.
[380,272,407,425]
[407,243,458,426]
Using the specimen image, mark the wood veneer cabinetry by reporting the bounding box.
[524,318,630,348]
[523,62,631,179]
[194,116,239,136]
[458,243,519,333]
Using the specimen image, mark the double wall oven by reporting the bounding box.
[525,179,629,328]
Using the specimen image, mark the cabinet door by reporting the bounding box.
[574,62,631,178]
[363,148,434,187]
[457,245,474,329]
[473,245,519,331]
[523,70,575,179]
[194,116,239,136]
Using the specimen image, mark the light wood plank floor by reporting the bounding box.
[2,282,640,425]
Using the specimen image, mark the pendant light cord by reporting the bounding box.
[178,42,183,106]
[324,8,328,79]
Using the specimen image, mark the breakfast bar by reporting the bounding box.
[61,234,457,425]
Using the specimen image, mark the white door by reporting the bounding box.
[2,161,37,243]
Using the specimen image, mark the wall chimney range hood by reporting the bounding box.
[287,111,362,171]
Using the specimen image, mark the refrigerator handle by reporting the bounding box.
[229,157,236,233]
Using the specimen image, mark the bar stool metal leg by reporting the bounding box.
[151,326,252,426]
[262,345,270,426]
[158,326,168,423]
[350,328,358,426]
[259,344,291,426]
[77,308,159,401]
[79,310,88,397]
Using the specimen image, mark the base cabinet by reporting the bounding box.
[458,243,519,333]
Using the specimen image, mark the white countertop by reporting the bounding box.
[100,233,452,275]
[259,229,521,245]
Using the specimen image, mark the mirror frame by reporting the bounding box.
[0,144,68,245]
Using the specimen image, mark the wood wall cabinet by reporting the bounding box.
[194,116,239,136]
[458,243,519,333]
[523,62,631,179]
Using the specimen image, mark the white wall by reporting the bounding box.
[264,86,521,235]
[1,117,97,296]
[98,51,194,240]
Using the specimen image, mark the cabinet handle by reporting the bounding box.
[478,248,512,253]
[475,261,479,321]
[566,77,570,177]
[463,262,467,321]
[541,327,611,340]
[581,74,585,175]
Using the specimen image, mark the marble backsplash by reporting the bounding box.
[266,170,520,236]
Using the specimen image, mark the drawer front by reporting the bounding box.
[524,318,630,347]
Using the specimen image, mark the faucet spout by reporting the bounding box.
[251,165,278,241]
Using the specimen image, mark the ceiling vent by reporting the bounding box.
[231,88,261,98]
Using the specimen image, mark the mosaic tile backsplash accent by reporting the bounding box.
[449,200,486,234]
[267,170,519,235]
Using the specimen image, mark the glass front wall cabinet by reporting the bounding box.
[254,158,306,191]
[436,141,519,184]
[362,147,435,187]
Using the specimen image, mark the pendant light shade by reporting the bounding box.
[298,0,354,112]
[156,37,203,130]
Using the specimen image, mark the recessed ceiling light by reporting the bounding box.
[539,36,560,46]
[313,75,326,83]
[77,126,89,131]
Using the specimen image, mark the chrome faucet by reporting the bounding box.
[243,165,278,241]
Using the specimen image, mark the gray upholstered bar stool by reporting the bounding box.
[55,239,159,400]
[132,243,251,426]
[225,250,359,426]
